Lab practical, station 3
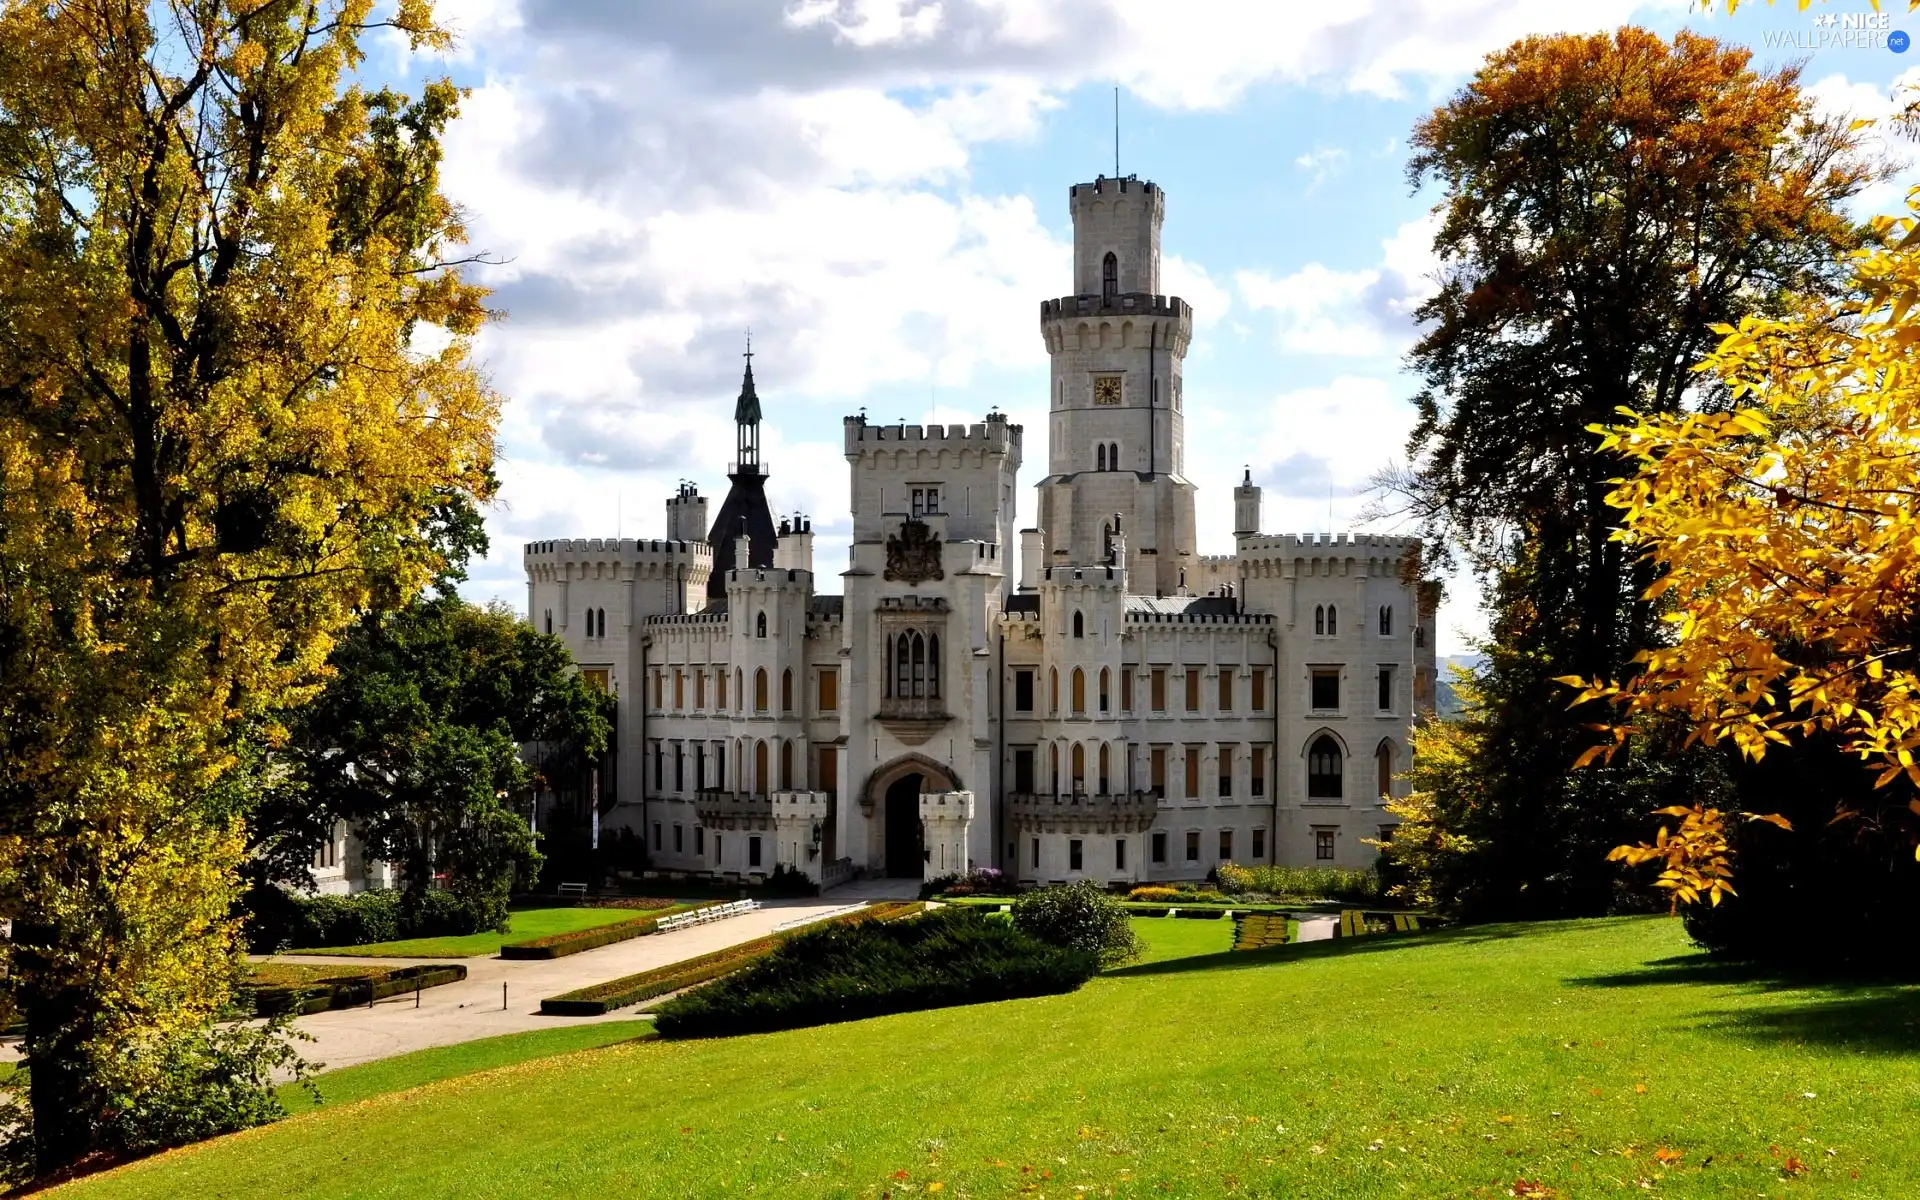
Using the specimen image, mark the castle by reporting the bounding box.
[522,175,1438,889]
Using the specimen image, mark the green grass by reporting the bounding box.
[278,1023,656,1115]
[65,917,1920,1198]
[1129,913,1236,964]
[287,905,671,958]
[243,962,383,988]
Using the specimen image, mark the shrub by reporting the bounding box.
[499,907,708,961]
[1214,863,1382,904]
[1173,907,1228,920]
[1127,886,1180,902]
[765,864,820,897]
[240,886,502,952]
[652,907,1096,1038]
[1011,881,1141,967]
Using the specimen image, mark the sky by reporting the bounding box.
[395,0,1920,656]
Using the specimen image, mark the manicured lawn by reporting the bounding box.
[243,962,383,988]
[279,1023,656,1115]
[67,917,1920,1197]
[1130,913,1235,964]
[288,905,676,958]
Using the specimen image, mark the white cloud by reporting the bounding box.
[1293,146,1349,188]
[1235,213,1441,357]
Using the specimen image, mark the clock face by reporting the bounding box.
[1093,376,1122,406]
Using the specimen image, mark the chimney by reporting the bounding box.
[1019,528,1044,592]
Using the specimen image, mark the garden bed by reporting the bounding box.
[498,903,705,960]
[242,963,468,1016]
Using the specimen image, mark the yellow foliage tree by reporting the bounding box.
[1569,190,1920,905]
[0,0,495,1171]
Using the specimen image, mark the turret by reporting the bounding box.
[707,339,778,600]
[1233,466,1262,538]
[667,481,709,543]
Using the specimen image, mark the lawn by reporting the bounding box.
[243,962,382,988]
[65,917,1920,1198]
[287,905,675,958]
[1130,913,1235,964]
[279,1023,656,1115]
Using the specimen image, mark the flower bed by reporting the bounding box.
[499,903,706,960]
[539,902,919,1016]
[243,963,468,1016]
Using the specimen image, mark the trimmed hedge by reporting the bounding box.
[243,964,468,1016]
[244,886,501,953]
[1232,913,1291,951]
[1172,907,1229,920]
[499,904,713,960]
[541,902,919,1016]
[653,906,1097,1038]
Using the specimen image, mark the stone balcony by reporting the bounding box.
[692,791,772,829]
[1007,791,1161,834]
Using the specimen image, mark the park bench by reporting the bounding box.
[654,899,760,935]
[1392,914,1422,932]
[557,882,589,900]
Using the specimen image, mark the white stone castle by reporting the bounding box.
[523,175,1438,889]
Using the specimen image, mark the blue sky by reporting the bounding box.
[402,0,1920,655]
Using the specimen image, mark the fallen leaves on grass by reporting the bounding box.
[1653,1147,1683,1165]
[1509,1180,1556,1197]
[1783,1156,1809,1178]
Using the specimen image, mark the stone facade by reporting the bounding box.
[524,174,1439,889]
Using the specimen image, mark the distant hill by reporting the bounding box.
[1433,654,1485,719]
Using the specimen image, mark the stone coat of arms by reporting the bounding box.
[884,520,944,585]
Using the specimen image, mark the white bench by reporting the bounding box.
[655,899,759,934]
[557,882,588,900]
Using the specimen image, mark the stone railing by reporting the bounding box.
[1007,791,1161,833]
[692,791,772,828]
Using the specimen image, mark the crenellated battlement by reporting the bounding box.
[1234,532,1422,581]
[1126,611,1274,627]
[643,611,728,627]
[1039,292,1189,322]
[727,566,813,589]
[1041,564,1127,588]
[524,537,712,584]
[843,413,1023,457]
[1238,532,1420,553]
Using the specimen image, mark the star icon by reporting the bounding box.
[1815,12,1837,26]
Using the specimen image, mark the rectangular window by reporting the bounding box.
[651,822,662,851]
[695,826,705,855]
[1115,839,1127,871]
[1315,829,1336,861]
[1032,837,1040,869]
[581,668,610,693]
[818,746,838,797]
[1185,830,1200,862]
[1184,745,1200,798]
[717,671,728,710]
[652,743,663,791]
[1121,669,1134,711]
[1014,669,1034,713]
[1185,666,1202,712]
[715,749,726,791]
[1380,824,1398,844]
[674,670,684,710]
[1251,668,1267,712]
[749,836,763,868]
[653,670,663,710]
[1311,669,1340,711]
[1218,671,1234,712]
[1252,828,1266,860]
[1219,829,1233,862]
[1218,746,1233,799]
[1151,668,1166,712]
[1150,747,1167,798]
[695,671,705,709]
[1378,666,1393,711]
[1069,839,1084,871]
[673,824,684,853]
[673,743,684,792]
[818,668,839,713]
[1013,747,1035,794]
[715,833,723,862]
[695,744,706,790]
[1252,747,1266,798]
[1152,832,1167,864]
[910,486,942,517]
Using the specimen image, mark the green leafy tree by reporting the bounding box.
[254,597,613,931]
[0,0,495,1173]
[1011,882,1141,968]
[1382,27,1881,917]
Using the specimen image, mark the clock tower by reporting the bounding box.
[1034,175,1198,596]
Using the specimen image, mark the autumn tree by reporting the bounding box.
[1572,199,1920,961]
[250,597,613,933]
[0,0,495,1173]
[1379,27,1884,918]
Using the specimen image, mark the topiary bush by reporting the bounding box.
[1011,880,1142,967]
[653,906,1096,1038]
[921,867,1018,899]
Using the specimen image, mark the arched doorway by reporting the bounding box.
[884,774,926,878]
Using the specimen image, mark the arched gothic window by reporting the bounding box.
[1326,606,1338,636]
[543,610,552,635]
[1050,667,1059,713]
[754,668,769,712]
[755,611,767,638]
[1098,743,1111,793]
[1102,251,1118,300]
[599,608,607,637]
[754,740,769,795]
[781,669,793,712]
[734,668,743,712]
[1308,735,1344,799]
[780,740,794,791]
[1072,743,1086,791]
[1099,668,1110,712]
[890,630,940,700]
[1049,743,1060,795]
[1379,605,1392,636]
[1376,740,1394,799]
[1071,667,1086,714]
[1096,444,1107,472]
[1314,605,1325,636]
[1109,442,1120,471]
[1073,610,1084,638]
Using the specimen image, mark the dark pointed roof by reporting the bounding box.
[706,472,776,599]
[735,360,761,425]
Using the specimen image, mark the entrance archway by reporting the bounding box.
[864,755,962,879]
[884,774,926,878]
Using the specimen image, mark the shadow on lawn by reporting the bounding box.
[1106,920,1541,979]
[1569,952,1920,1055]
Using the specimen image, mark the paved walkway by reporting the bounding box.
[1293,914,1338,942]
[277,897,861,1072]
